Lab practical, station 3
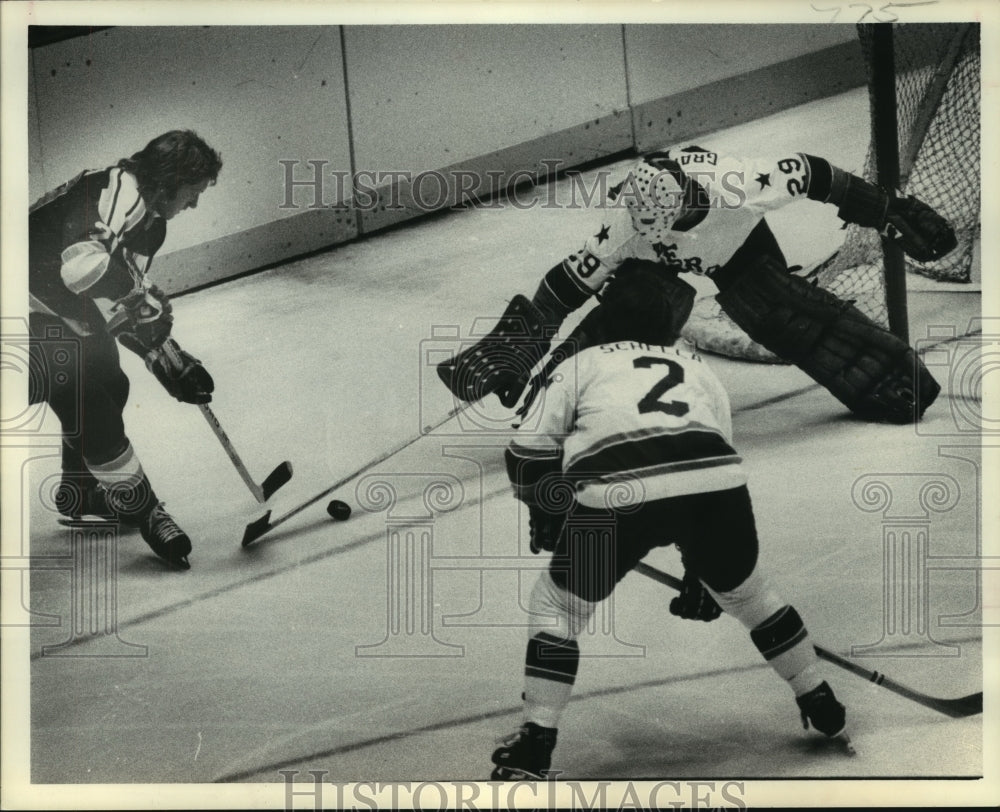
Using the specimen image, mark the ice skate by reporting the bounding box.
[55,476,115,523]
[490,722,557,780]
[56,440,115,522]
[137,503,192,570]
[796,681,854,754]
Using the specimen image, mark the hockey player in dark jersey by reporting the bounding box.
[439,145,955,424]
[29,130,222,569]
[491,261,851,780]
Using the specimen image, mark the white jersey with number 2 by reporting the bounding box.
[515,340,748,509]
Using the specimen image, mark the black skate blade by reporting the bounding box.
[260,461,293,501]
[490,765,545,781]
[167,555,191,571]
[242,511,273,547]
[57,515,117,527]
[147,549,191,570]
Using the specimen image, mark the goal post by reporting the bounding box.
[683,22,981,362]
[869,23,909,343]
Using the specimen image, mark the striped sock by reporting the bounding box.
[750,605,821,694]
[523,631,580,729]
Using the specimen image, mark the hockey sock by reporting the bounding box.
[524,632,580,729]
[705,565,785,628]
[749,605,822,695]
[86,442,157,522]
[522,571,597,728]
[706,567,822,695]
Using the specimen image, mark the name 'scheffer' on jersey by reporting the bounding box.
[510,340,748,509]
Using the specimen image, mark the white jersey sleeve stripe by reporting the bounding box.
[99,169,147,243]
[60,240,111,294]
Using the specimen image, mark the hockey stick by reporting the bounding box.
[162,339,293,504]
[633,561,983,719]
[241,401,475,546]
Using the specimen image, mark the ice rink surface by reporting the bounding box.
[16,87,991,804]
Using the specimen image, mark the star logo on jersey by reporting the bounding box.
[755,172,771,190]
[595,224,611,244]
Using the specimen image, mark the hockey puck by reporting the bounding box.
[326,499,352,521]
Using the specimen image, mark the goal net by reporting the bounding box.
[683,22,981,363]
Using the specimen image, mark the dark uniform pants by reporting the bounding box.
[550,484,760,602]
[29,312,131,466]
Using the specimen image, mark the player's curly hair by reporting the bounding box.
[597,259,695,346]
[118,130,222,204]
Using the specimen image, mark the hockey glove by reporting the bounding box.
[146,343,214,404]
[830,168,956,262]
[108,285,174,355]
[669,569,722,622]
[528,505,565,554]
[883,194,958,262]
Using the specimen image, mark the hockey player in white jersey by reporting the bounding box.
[491,261,851,780]
[439,145,955,424]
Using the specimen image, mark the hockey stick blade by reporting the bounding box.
[260,461,294,502]
[242,510,273,547]
[240,401,476,547]
[633,561,983,720]
[162,340,293,504]
[812,647,983,719]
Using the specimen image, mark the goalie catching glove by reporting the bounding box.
[147,341,215,405]
[830,168,957,262]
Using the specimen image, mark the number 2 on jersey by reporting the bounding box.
[634,356,689,417]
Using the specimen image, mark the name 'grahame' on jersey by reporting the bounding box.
[511,340,748,509]
[560,144,817,293]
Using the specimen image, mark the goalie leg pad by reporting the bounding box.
[437,294,553,407]
[716,255,940,422]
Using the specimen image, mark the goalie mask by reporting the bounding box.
[620,160,686,243]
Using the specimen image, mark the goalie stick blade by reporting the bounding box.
[242,510,273,547]
[260,461,293,502]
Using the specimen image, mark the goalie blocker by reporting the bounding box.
[715,254,940,423]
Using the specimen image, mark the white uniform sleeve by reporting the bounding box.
[512,357,579,454]
[558,162,664,294]
[736,151,815,216]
